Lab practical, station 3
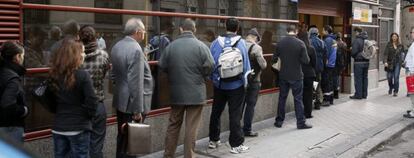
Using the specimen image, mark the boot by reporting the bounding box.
[321,96,330,107]
[314,101,321,110]
[334,90,339,99]
[329,95,334,105]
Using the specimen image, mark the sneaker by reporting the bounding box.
[208,140,221,149]
[393,92,398,97]
[230,144,249,154]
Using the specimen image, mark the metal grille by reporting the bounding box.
[0,0,22,43]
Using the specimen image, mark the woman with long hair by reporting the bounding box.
[297,30,317,118]
[384,33,405,96]
[0,41,28,143]
[49,39,98,158]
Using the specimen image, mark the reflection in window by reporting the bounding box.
[24,0,49,24]
[95,0,122,24]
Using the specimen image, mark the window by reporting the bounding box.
[24,0,49,24]
[95,0,123,24]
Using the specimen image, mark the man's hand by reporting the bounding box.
[132,113,142,122]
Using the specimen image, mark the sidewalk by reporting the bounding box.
[144,78,412,158]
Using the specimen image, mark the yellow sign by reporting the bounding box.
[354,8,372,23]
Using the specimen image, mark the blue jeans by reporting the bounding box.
[243,82,261,132]
[387,64,401,93]
[90,102,107,158]
[275,79,306,126]
[0,127,24,143]
[354,63,369,98]
[53,131,90,158]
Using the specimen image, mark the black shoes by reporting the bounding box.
[393,92,398,97]
[388,89,392,95]
[305,115,313,119]
[321,101,330,107]
[244,131,259,137]
[349,95,362,99]
[274,121,283,128]
[334,90,339,99]
[297,123,313,129]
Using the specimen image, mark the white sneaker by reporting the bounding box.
[208,140,221,149]
[230,144,249,154]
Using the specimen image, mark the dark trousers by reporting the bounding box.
[321,67,334,98]
[90,102,107,158]
[387,64,401,93]
[116,111,135,158]
[333,69,340,92]
[275,79,306,126]
[209,86,245,147]
[53,131,90,158]
[354,63,369,98]
[303,77,315,117]
[243,82,261,133]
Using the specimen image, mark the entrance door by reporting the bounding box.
[379,19,394,81]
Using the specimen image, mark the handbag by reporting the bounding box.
[272,57,281,71]
[406,75,414,94]
[122,120,152,155]
[32,79,57,113]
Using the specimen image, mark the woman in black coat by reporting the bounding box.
[0,41,28,143]
[298,31,317,118]
[384,33,405,96]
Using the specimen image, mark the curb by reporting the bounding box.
[338,118,414,158]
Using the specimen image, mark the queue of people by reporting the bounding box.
[1,16,413,158]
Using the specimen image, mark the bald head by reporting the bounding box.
[180,18,196,33]
[124,18,145,35]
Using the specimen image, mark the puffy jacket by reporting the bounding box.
[352,31,369,62]
[324,34,338,68]
[0,62,28,127]
[383,42,405,68]
[310,33,326,73]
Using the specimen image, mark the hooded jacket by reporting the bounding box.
[0,62,28,127]
[309,32,326,73]
[324,34,338,68]
[352,31,369,62]
[210,33,251,90]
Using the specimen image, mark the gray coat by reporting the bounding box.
[110,36,153,114]
[159,32,214,105]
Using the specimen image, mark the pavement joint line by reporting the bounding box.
[308,133,342,150]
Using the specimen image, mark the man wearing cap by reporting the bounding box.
[243,28,267,137]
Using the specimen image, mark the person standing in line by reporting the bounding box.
[298,30,317,119]
[0,41,28,143]
[79,25,111,158]
[384,33,405,97]
[49,39,98,158]
[350,27,369,100]
[321,25,337,105]
[111,18,153,158]
[404,27,414,118]
[308,26,328,108]
[160,18,214,158]
[243,28,267,137]
[273,24,312,129]
[208,17,251,154]
[333,32,347,99]
[96,32,107,50]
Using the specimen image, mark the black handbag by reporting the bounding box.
[32,79,57,113]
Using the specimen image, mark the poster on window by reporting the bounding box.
[354,8,372,23]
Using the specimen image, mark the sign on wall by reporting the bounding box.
[354,8,372,23]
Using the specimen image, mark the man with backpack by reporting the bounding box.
[309,26,328,108]
[243,28,267,137]
[321,25,338,105]
[208,17,251,154]
[350,27,370,99]
[334,32,347,99]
